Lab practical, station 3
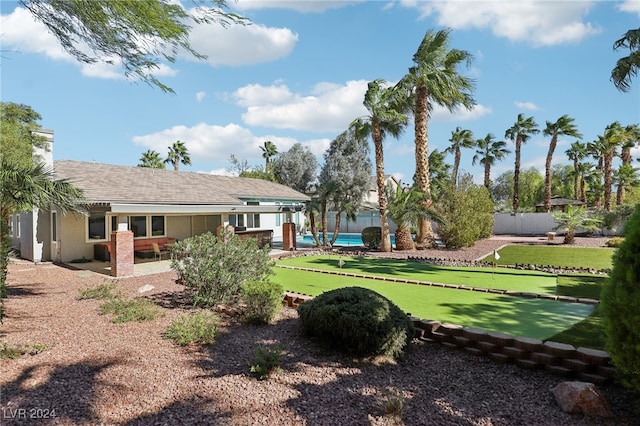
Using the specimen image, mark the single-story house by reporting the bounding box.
[9,133,309,276]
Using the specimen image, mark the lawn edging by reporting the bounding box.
[281,291,616,386]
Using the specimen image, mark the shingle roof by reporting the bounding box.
[54,160,309,205]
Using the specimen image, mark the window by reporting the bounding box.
[151,216,165,236]
[51,211,57,241]
[246,202,260,228]
[130,216,147,238]
[229,214,244,227]
[88,212,107,240]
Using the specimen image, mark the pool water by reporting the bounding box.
[299,232,396,247]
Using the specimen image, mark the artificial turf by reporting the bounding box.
[273,267,593,340]
[485,245,614,270]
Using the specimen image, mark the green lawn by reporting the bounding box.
[273,267,593,340]
[277,254,559,294]
[486,245,614,270]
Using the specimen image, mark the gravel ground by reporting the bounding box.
[2,236,637,426]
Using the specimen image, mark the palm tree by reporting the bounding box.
[472,133,510,190]
[611,28,640,93]
[398,28,475,247]
[615,163,640,205]
[1,161,87,319]
[351,79,408,252]
[584,164,604,207]
[542,115,582,212]
[138,149,165,169]
[444,127,475,186]
[505,114,539,212]
[565,141,587,201]
[259,141,278,171]
[427,149,452,202]
[165,140,191,171]
[601,122,626,211]
[551,205,602,244]
[386,184,437,251]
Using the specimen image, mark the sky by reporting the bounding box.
[1,0,639,186]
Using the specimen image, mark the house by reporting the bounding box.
[535,196,585,213]
[9,133,309,276]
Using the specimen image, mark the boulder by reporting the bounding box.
[137,284,154,293]
[552,381,612,418]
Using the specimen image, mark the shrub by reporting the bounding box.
[605,237,624,248]
[298,286,414,359]
[78,282,117,300]
[248,345,282,380]
[164,311,219,345]
[170,231,274,307]
[361,227,382,249]
[100,297,162,323]
[1,342,48,359]
[241,280,284,324]
[601,204,640,393]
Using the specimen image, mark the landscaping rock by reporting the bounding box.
[137,284,154,293]
[552,381,612,418]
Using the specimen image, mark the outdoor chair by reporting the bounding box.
[152,242,170,261]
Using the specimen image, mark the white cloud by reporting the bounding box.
[233,1,363,13]
[618,0,640,15]
[402,0,601,46]
[187,22,298,66]
[195,91,207,102]
[514,101,541,111]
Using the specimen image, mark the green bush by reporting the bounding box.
[170,231,274,307]
[241,280,284,324]
[100,297,162,323]
[361,227,382,249]
[164,311,219,345]
[248,345,282,380]
[78,282,117,300]
[601,204,640,393]
[298,286,414,359]
[605,237,624,248]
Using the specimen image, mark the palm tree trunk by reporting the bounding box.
[452,149,460,186]
[513,138,521,212]
[604,152,613,212]
[580,177,587,204]
[414,83,433,248]
[308,212,321,247]
[394,224,415,251]
[544,136,557,212]
[321,199,329,247]
[373,120,392,252]
[616,182,624,206]
[484,163,491,189]
[573,159,580,201]
[330,212,341,246]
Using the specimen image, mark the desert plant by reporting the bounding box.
[248,345,282,380]
[164,311,219,345]
[552,205,603,244]
[241,280,284,324]
[606,237,625,247]
[601,204,640,393]
[99,297,162,323]
[0,342,48,359]
[298,286,414,359]
[361,227,382,249]
[381,386,404,420]
[170,231,274,307]
[78,282,117,300]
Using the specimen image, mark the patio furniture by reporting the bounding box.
[152,242,170,261]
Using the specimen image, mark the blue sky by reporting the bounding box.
[2,0,639,185]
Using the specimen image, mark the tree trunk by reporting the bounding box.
[394,224,415,251]
[544,136,557,212]
[603,152,613,212]
[452,148,460,187]
[513,138,521,212]
[413,83,433,248]
[330,212,341,246]
[580,177,587,204]
[321,199,329,247]
[308,211,321,247]
[573,158,580,201]
[484,163,491,190]
[373,119,392,252]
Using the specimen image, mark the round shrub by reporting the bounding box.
[298,286,414,359]
[605,237,624,248]
[241,280,284,324]
[361,227,382,249]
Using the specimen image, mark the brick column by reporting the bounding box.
[111,230,134,277]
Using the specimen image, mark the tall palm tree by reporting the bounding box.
[601,122,626,211]
[583,163,604,207]
[259,140,278,171]
[611,28,640,92]
[542,115,582,212]
[615,163,639,205]
[398,28,475,247]
[1,161,87,319]
[351,79,408,252]
[472,133,510,190]
[505,114,539,212]
[444,127,475,186]
[138,149,165,169]
[165,140,191,171]
[565,141,587,201]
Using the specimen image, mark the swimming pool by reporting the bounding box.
[299,232,396,247]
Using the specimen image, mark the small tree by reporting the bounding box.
[170,230,274,307]
[272,143,318,193]
[386,183,438,251]
[551,205,603,244]
[601,204,640,393]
